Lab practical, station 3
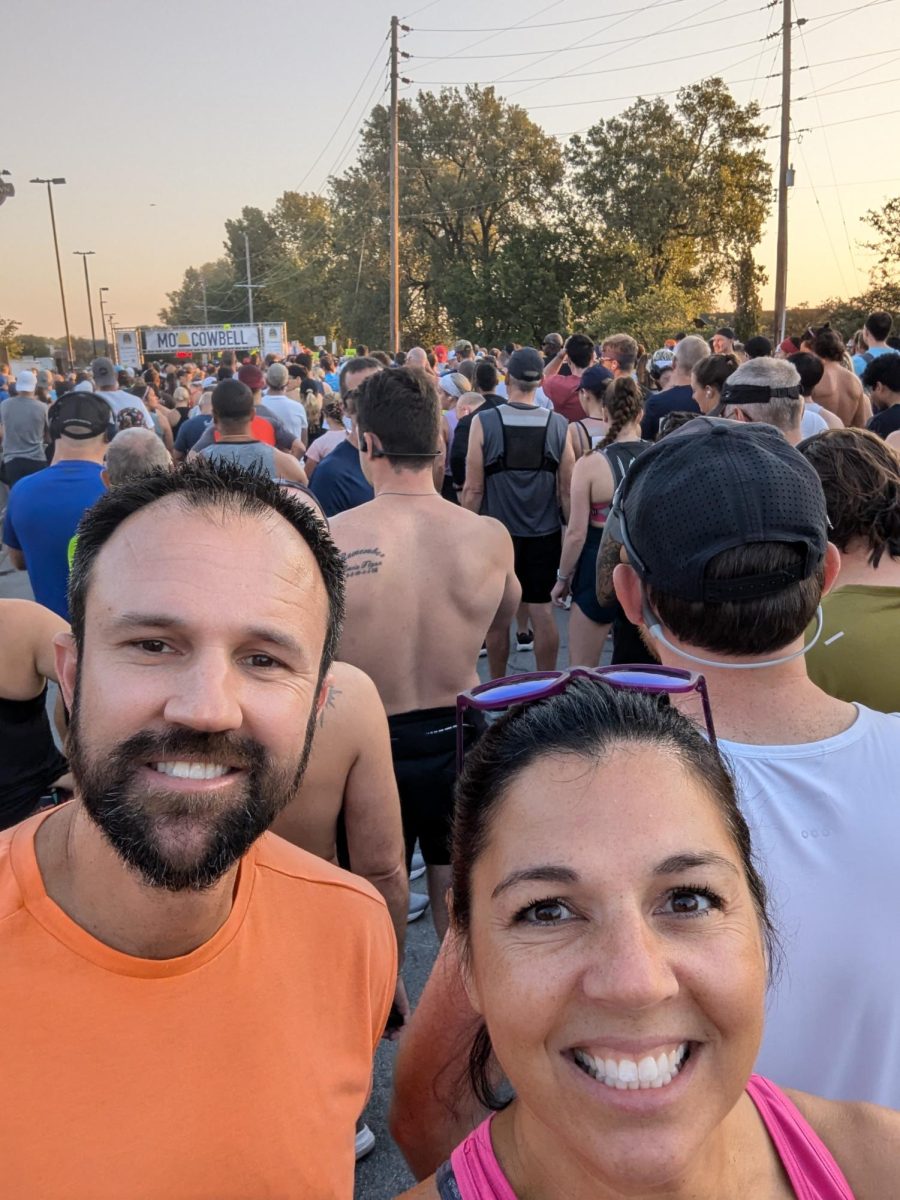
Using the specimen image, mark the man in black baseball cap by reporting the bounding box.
[712,326,736,355]
[610,415,900,1112]
[2,392,111,619]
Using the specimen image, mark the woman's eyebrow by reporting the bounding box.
[492,865,578,900]
[653,852,739,877]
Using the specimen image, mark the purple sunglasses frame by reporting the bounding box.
[456,663,716,772]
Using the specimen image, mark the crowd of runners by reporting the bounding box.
[0,312,899,1197]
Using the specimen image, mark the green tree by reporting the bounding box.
[330,85,566,346]
[223,207,279,323]
[158,259,238,326]
[0,316,22,360]
[16,333,51,358]
[730,246,767,342]
[586,281,711,349]
[568,79,772,296]
[260,192,341,343]
[863,195,900,284]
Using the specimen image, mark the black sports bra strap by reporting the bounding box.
[435,1159,463,1199]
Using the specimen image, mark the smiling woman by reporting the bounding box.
[392,680,899,1199]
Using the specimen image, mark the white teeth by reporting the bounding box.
[153,761,231,780]
[638,1056,658,1084]
[573,1043,689,1091]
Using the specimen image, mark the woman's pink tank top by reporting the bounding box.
[435,1075,855,1200]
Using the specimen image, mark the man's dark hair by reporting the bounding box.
[212,379,254,426]
[220,350,236,368]
[474,360,499,393]
[371,350,392,367]
[355,366,440,469]
[296,351,313,371]
[394,350,407,367]
[319,353,335,371]
[68,459,345,679]
[745,335,772,359]
[812,328,846,363]
[216,365,233,381]
[798,429,900,567]
[565,333,595,370]
[787,352,825,397]
[338,355,383,399]
[865,310,893,342]
[887,336,900,351]
[649,544,825,657]
[862,351,900,394]
[355,344,369,357]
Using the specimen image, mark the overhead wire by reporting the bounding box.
[789,118,851,296]
[503,0,752,101]
[292,36,388,194]
[406,2,766,59]
[413,0,706,32]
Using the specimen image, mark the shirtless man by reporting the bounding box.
[329,367,520,938]
[811,327,870,427]
[270,658,409,1001]
[0,599,72,830]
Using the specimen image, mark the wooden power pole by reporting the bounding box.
[773,0,792,344]
[389,15,401,355]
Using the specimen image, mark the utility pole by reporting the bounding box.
[98,287,110,355]
[73,251,97,357]
[30,177,74,368]
[244,232,254,325]
[773,0,792,345]
[235,232,264,327]
[389,15,401,355]
[107,313,117,359]
[200,274,209,325]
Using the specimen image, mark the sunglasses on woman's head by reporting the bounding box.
[456,664,716,771]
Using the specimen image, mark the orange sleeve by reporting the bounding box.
[370,901,398,1050]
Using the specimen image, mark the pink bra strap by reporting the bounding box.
[746,1075,855,1199]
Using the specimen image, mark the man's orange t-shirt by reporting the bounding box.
[0,810,396,1199]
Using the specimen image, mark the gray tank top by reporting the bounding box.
[201,440,277,478]
[479,403,568,537]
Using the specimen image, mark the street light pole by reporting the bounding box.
[98,287,110,356]
[107,314,116,361]
[30,177,74,368]
[73,251,97,357]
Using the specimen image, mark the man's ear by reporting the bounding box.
[54,631,78,713]
[614,562,644,627]
[726,406,750,423]
[822,541,841,598]
[315,672,334,719]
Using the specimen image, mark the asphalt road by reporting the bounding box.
[0,538,571,1200]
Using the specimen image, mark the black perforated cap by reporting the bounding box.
[616,417,828,602]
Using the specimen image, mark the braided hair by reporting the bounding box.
[597,377,644,450]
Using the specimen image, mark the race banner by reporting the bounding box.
[142,325,261,354]
[115,329,142,370]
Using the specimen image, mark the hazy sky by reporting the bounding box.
[3,0,898,338]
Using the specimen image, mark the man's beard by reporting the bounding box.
[66,695,319,893]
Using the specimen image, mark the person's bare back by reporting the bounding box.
[812,360,869,427]
[330,495,519,715]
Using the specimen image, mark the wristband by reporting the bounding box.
[556,570,570,582]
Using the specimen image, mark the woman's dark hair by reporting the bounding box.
[693,353,739,393]
[597,377,643,449]
[451,679,778,1110]
[797,429,900,567]
[68,458,345,680]
[323,397,345,423]
[813,328,846,363]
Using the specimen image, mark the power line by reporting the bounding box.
[413,0,704,32]
[407,3,767,59]
[408,34,767,84]
[409,0,570,76]
[293,37,388,194]
[790,119,851,296]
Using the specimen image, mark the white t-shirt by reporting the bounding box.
[799,408,828,438]
[95,388,153,431]
[494,381,553,411]
[721,703,900,1108]
[258,393,308,440]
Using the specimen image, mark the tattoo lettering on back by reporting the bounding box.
[342,547,385,578]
